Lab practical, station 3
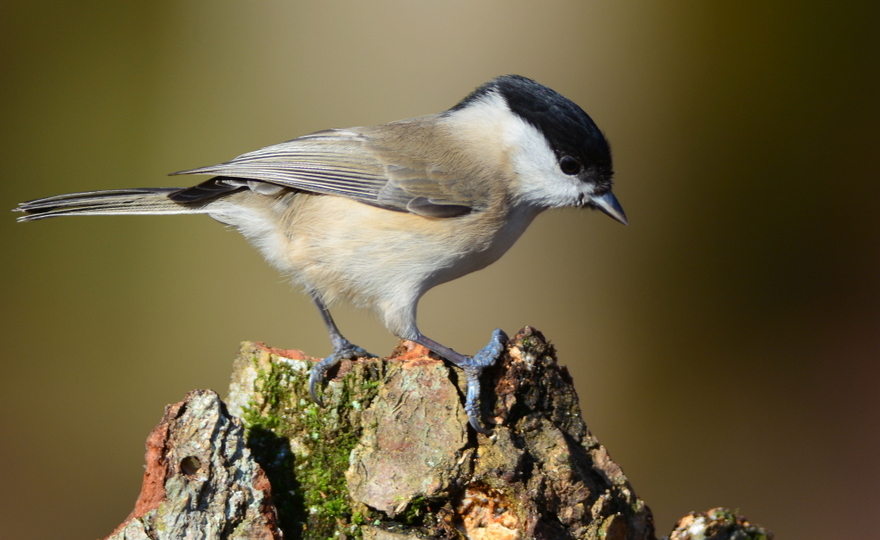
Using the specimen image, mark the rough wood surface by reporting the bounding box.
[105,389,282,540]
[104,327,773,540]
[667,509,773,540]
[226,327,655,539]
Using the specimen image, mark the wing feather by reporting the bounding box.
[171,129,392,203]
[170,123,487,217]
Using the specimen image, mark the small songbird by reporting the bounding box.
[15,75,626,433]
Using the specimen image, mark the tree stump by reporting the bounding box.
[105,327,773,540]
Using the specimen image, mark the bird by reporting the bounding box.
[15,74,626,433]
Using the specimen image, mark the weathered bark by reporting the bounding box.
[104,327,773,540]
[667,509,773,540]
[106,389,282,540]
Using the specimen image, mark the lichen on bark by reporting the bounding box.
[103,328,774,540]
[228,343,386,538]
[227,328,657,539]
[105,389,282,540]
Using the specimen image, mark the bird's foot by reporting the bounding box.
[459,328,508,434]
[308,341,372,407]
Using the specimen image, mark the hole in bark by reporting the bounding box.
[180,456,201,475]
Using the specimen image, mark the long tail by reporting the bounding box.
[14,181,243,222]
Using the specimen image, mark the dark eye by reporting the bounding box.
[559,156,581,175]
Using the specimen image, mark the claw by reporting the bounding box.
[414,328,508,433]
[308,342,371,407]
[313,328,508,434]
[461,328,508,433]
[308,359,331,407]
[463,369,490,434]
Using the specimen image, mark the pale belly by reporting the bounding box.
[211,191,540,338]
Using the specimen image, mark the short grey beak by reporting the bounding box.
[590,191,628,225]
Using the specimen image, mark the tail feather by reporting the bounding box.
[14,187,206,222]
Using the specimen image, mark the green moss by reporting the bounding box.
[702,508,774,540]
[241,354,382,540]
[397,497,428,526]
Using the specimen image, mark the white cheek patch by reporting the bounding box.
[441,91,594,210]
[503,115,586,209]
[443,92,587,209]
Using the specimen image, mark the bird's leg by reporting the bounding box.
[308,292,372,407]
[413,329,508,434]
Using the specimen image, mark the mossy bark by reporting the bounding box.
[227,327,656,539]
[104,327,774,540]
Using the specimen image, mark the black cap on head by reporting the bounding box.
[451,75,613,188]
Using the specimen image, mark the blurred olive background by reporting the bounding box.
[2,1,878,538]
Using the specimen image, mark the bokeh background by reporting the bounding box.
[2,2,878,538]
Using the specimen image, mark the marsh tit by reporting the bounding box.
[16,75,626,433]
